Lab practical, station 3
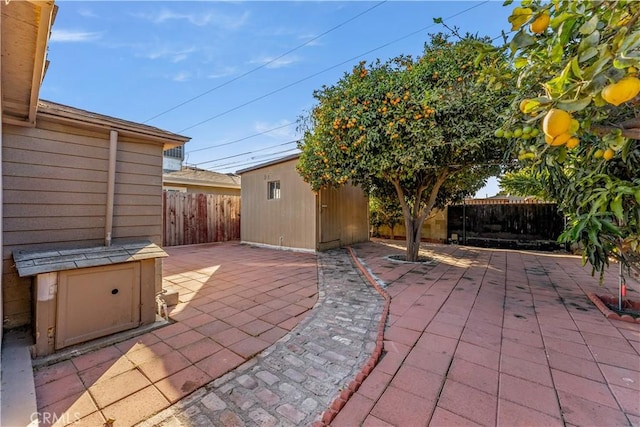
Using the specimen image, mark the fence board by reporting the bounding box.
[163,192,240,246]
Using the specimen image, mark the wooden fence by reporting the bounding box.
[447,203,565,250]
[163,192,241,246]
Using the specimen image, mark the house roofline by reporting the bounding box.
[37,100,190,148]
[162,176,241,189]
[236,153,300,174]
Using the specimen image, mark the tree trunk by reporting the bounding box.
[404,216,422,262]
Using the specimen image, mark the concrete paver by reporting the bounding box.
[32,242,318,426]
[30,239,640,426]
[140,248,385,426]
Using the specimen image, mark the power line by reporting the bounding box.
[143,1,388,124]
[177,0,490,134]
[201,148,301,171]
[194,140,298,166]
[186,121,296,155]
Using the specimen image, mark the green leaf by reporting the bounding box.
[509,31,535,53]
[557,97,592,112]
[570,57,584,79]
[509,8,533,31]
[579,46,598,63]
[503,0,513,6]
[610,195,623,220]
[433,17,443,24]
[578,15,598,35]
[514,57,528,69]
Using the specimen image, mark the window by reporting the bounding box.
[267,180,280,200]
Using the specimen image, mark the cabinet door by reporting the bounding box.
[56,263,141,349]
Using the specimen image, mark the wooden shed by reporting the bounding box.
[237,154,369,252]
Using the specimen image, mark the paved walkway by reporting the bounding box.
[334,240,640,426]
[140,249,385,426]
[32,243,319,427]
[31,240,640,427]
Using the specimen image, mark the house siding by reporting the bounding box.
[240,159,316,251]
[2,118,165,328]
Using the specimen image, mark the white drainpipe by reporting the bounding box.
[105,130,118,247]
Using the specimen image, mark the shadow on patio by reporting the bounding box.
[32,242,318,426]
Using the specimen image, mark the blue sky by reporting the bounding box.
[41,1,515,196]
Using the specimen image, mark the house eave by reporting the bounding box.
[36,101,190,148]
[236,153,301,174]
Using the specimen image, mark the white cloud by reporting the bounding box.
[207,66,237,79]
[248,55,301,69]
[172,71,191,82]
[254,120,297,139]
[136,8,249,30]
[77,8,97,18]
[143,46,197,63]
[50,29,101,43]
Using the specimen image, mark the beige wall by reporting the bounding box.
[241,159,369,252]
[241,159,317,251]
[163,184,240,196]
[317,185,369,251]
[377,207,448,243]
[2,118,165,328]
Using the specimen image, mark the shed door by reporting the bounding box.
[56,263,141,349]
[318,187,341,250]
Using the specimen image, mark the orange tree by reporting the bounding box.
[484,0,639,278]
[297,34,513,261]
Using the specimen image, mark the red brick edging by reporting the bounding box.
[587,293,640,324]
[314,247,392,426]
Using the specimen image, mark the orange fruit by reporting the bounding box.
[601,76,640,106]
[603,148,615,161]
[542,108,572,137]
[547,132,571,146]
[530,12,550,33]
[565,137,580,149]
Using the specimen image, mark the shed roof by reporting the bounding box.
[164,166,241,189]
[37,100,190,149]
[236,153,300,175]
[13,241,168,277]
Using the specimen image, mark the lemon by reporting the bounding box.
[594,149,604,159]
[543,108,572,137]
[601,76,640,106]
[519,99,532,113]
[530,12,550,34]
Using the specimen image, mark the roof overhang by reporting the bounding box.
[37,100,190,148]
[1,0,56,127]
[236,153,301,174]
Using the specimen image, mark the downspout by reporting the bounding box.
[105,130,117,247]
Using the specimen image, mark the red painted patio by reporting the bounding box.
[332,240,640,427]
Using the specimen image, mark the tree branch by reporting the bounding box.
[418,168,449,224]
[591,123,640,140]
